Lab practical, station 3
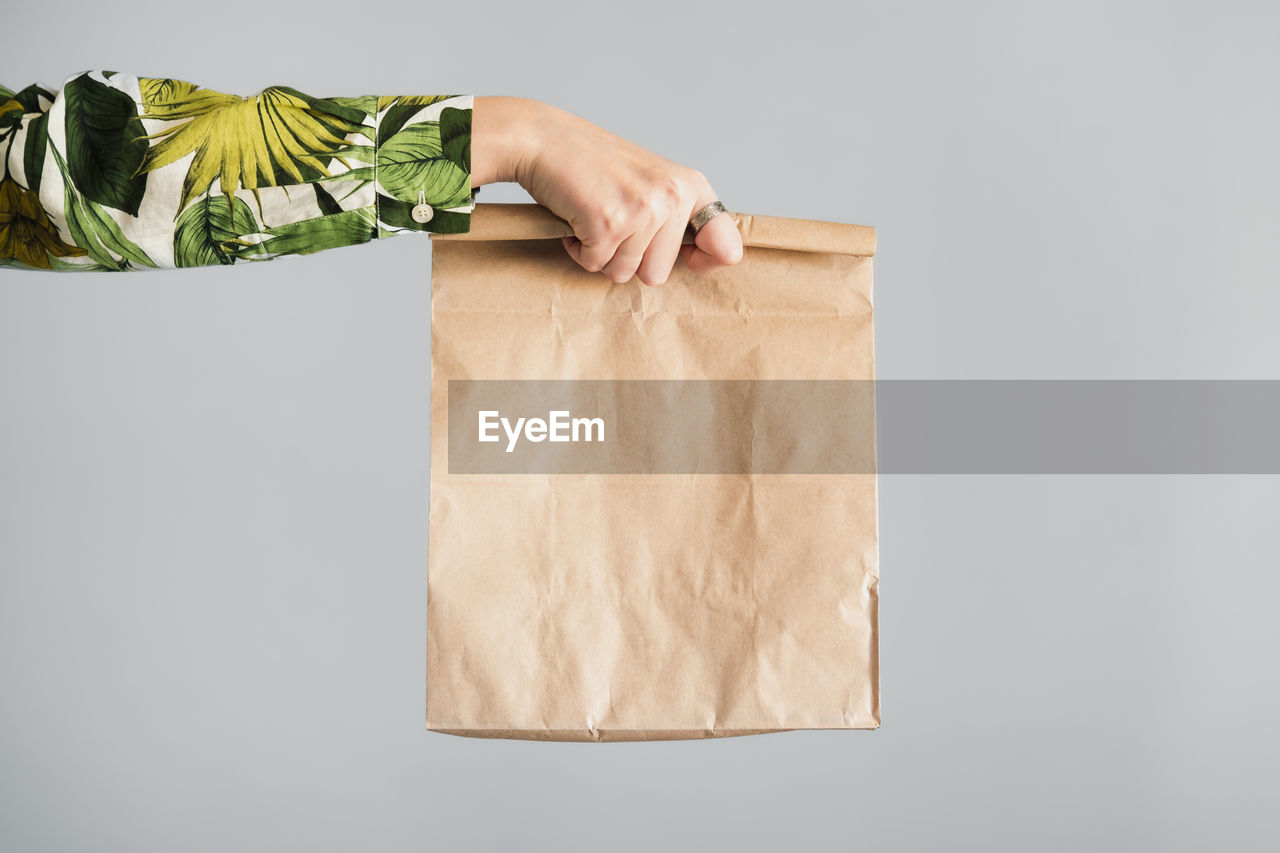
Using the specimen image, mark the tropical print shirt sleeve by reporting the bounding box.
[0,70,474,271]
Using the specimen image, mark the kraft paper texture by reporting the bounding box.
[428,204,879,741]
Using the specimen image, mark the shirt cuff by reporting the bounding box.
[372,93,474,238]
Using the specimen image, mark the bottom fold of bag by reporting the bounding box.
[427,724,878,743]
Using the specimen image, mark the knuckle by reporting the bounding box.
[593,206,626,240]
[657,173,684,205]
[642,196,669,224]
[644,187,666,211]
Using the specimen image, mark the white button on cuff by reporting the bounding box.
[411,190,434,224]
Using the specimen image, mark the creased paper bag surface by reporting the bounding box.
[428,204,878,741]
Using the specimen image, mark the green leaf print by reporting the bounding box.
[10,84,54,114]
[439,107,471,172]
[247,207,377,258]
[62,74,149,216]
[174,194,259,267]
[312,183,343,217]
[48,144,155,270]
[23,111,48,193]
[316,95,376,120]
[376,123,471,208]
[376,99,452,146]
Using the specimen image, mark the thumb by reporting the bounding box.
[682,198,743,274]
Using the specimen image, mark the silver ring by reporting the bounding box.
[689,200,728,234]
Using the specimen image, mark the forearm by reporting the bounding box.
[470,96,547,187]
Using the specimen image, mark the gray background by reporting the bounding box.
[2,1,1277,849]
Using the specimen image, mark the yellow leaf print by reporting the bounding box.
[135,78,367,215]
[0,176,88,269]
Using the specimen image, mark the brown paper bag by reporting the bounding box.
[427,204,878,741]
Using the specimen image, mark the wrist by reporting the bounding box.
[471,96,545,187]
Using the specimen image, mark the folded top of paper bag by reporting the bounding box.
[430,203,876,258]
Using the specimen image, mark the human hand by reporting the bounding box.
[471,96,743,286]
